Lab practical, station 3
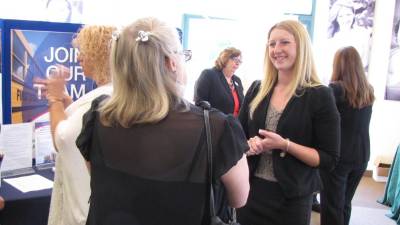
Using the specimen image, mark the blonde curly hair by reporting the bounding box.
[72,25,116,85]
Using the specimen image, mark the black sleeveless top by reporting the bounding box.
[76,96,248,225]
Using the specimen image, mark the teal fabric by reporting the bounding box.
[378,145,400,224]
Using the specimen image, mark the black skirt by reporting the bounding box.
[237,177,313,225]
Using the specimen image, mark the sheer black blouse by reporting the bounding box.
[76,96,248,225]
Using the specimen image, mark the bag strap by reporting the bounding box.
[204,107,217,217]
[198,101,239,224]
[196,101,217,217]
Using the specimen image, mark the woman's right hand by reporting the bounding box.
[246,129,287,156]
[35,65,71,107]
[246,135,264,156]
[46,65,69,101]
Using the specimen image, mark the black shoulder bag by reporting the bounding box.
[198,101,240,225]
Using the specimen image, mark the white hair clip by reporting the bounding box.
[136,30,150,42]
[111,30,120,41]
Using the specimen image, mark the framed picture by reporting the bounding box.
[385,0,400,101]
[327,0,375,71]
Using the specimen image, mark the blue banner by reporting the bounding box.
[11,29,94,123]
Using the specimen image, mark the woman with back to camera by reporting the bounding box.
[38,25,115,225]
[320,46,374,225]
[237,20,340,225]
[194,47,244,117]
[75,17,249,225]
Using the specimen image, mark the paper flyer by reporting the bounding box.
[34,121,56,165]
[0,122,33,172]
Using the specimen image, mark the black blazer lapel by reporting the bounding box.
[251,93,271,136]
[217,70,232,94]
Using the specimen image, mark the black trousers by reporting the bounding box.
[237,177,312,225]
[320,162,368,225]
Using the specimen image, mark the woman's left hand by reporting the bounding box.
[258,129,286,152]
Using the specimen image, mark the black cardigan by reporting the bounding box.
[329,82,372,164]
[194,67,244,115]
[238,81,341,198]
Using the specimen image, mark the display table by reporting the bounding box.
[378,144,400,224]
[0,168,54,225]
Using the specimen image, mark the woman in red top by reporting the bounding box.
[194,47,244,117]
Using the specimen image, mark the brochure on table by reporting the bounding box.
[0,122,34,177]
[0,120,56,177]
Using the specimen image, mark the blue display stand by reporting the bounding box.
[0,19,94,124]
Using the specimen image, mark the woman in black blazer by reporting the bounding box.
[194,47,244,117]
[320,46,375,225]
[237,20,340,225]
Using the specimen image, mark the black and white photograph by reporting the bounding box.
[45,0,83,23]
[327,0,375,71]
[385,0,400,101]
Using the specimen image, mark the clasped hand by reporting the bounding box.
[246,129,286,156]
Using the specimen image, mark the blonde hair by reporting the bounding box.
[215,47,241,70]
[331,46,374,108]
[100,17,185,127]
[72,25,115,85]
[249,20,321,117]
